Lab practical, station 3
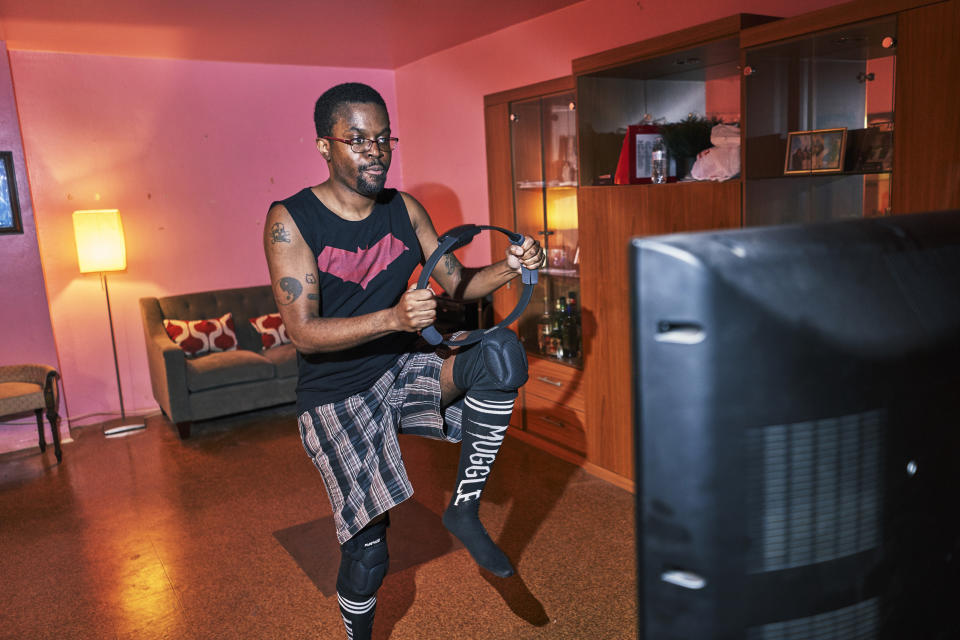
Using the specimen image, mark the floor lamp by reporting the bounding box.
[72,209,145,437]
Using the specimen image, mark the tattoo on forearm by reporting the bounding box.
[270,222,291,244]
[305,273,316,284]
[443,254,458,276]
[276,277,303,304]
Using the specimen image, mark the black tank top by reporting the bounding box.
[278,187,421,409]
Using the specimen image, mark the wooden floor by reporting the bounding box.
[0,405,637,639]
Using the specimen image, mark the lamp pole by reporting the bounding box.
[100,271,144,437]
[102,273,126,418]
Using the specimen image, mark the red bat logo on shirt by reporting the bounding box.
[317,234,409,290]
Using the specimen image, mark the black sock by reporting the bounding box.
[443,390,515,577]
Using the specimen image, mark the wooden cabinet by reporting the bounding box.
[482,0,959,490]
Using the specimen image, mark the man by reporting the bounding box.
[263,82,544,640]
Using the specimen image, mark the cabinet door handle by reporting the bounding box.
[542,415,566,428]
[536,375,563,387]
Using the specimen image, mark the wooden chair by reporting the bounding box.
[0,364,62,462]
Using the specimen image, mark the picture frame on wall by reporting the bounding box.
[783,127,847,175]
[1,151,23,235]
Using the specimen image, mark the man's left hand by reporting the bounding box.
[506,235,546,273]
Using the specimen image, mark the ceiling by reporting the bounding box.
[0,0,585,69]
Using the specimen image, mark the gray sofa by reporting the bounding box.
[139,285,297,438]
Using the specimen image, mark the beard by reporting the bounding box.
[356,162,387,197]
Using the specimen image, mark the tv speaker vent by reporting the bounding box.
[746,597,880,640]
[746,409,884,573]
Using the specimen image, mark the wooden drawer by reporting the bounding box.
[524,391,586,453]
[526,356,585,413]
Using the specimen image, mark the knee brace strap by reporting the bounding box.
[453,327,528,394]
[337,519,389,598]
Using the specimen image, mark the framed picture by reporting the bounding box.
[630,124,661,183]
[783,128,847,175]
[1,151,23,235]
[848,123,893,173]
[614,124,677,184]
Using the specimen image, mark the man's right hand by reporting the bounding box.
[392,286,437,332]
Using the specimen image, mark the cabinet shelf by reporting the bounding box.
[751,170,891,180]
[528,352,583,370]
[517,181,578,190]
[540,268,580,278]
[580,179,741,194]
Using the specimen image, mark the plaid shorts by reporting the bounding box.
[298,344,465,544]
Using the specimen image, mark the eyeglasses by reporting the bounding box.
[322,136,399,154]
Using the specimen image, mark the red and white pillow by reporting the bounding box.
[249,312,291,350]
[163,313,238,357]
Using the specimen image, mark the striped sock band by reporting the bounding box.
[463,395,516,416]
[337,593,376,640]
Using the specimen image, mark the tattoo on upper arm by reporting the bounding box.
[305,273,316,284]
[308,293,319,301]
[270,222,291,244]
[275,277,303,304]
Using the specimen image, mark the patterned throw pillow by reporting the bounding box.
[163,313,238,357]
[249,312,291,350]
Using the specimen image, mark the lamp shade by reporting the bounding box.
[547,188,578,230]
[73,209,127,273]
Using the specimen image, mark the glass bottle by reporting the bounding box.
[651,137,667,184]
[537,306,554,356]
[552,297,567,359]
[563,292,580,360]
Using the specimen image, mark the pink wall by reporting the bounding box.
[394,0,848,266]
[5,0,856,428]
[10,52,399,425]
[0,41,65,446]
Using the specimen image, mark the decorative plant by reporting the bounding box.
[659,114,722,160]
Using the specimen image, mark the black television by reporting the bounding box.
[629,211,960,639]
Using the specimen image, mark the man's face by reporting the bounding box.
[325,102,392,197]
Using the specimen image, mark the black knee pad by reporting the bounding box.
[453,327,528,393]
[336,518,389,598]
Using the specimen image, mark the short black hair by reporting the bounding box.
[314,83,388,138]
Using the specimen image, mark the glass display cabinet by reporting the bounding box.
[508,90,582,368]
[484,78,587,457]
[743,16,898,226]
[576,35,743,186]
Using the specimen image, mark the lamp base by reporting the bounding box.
[103,420,146,438]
